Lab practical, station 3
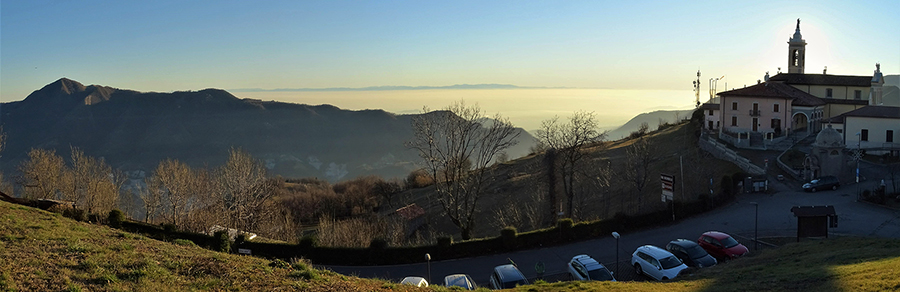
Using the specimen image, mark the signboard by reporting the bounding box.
[238,248,252,255]
[661,173,675,202]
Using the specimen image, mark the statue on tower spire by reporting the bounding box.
[797,18,800,30]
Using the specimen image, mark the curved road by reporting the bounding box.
[323,176,900,286]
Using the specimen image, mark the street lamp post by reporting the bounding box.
[750,202,758,251]
[611,232,620,276]
[425,253,431,285]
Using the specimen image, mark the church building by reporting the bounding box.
[713,19,895,151]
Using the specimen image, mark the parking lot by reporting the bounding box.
[324,173,900,286]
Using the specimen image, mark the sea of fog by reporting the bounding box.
[236,88,696,132]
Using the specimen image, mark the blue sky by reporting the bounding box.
[2,0,898,101]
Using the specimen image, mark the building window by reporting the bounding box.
[708,110,713,116]
[861,129,869,142]
[826,88,833,98]
[773,104,780,112]
[771,118,781,129]
[888,130,894,143]
[732,102,738,110]
[855,90,862,100]
[731,116,737,126]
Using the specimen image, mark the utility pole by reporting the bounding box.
[693,70,701,108]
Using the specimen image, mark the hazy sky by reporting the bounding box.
[2,0,898,102]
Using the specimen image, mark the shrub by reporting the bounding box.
[269,259,290,269]
[88,213,103,224]
[501,226,517,249]
[108,209,125,229]
[162,223,178,233]
[298,235,317,249]
[288,258,322,280]
[236,233,247,244]
[214,230,231,253]
[628,122,650,139]
[63,208,87,222]
[436,236,453,249]
[369,238,388,250]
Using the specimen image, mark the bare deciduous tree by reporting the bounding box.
[138,178,164,223]
[493,190,543,232]
[536,111,605,219]
[49,147,123,217]
[17,149,66,199]
[149,159,197,227]
[217,148,276,232]
[624,135,655,213]
[408,101,519,239]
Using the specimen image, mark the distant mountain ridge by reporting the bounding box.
[230,83,571,92]
[0,78,536,182]
[604,109,696,140]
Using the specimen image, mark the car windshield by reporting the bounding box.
[810,179,820,184]
[587,267,614,281]
[686,245,709,259]
[445,276,472,288]
[721,236,740,248]
[659,256,683,269]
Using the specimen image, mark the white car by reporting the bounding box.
[399,276,428,287]
[631,245,688,281]
[568,255,616,281]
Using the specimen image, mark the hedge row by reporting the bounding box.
[112,190,737,265]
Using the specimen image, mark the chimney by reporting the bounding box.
[757,80,761,84]
[823,66,827,74]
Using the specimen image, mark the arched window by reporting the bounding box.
[793,50,800,66]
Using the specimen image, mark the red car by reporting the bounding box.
[698,231,749,260]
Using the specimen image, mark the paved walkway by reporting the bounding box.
[322,177,900,286]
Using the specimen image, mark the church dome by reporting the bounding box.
[815,124,844,148]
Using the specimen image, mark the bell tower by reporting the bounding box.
[788,18,806,74]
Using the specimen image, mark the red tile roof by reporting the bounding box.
[718,82,825,106]
[394,204,425,220]
[768,73,872,87]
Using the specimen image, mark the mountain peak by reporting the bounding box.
[45,78,87,95]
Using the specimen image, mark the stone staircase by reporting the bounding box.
[767,131,812,150]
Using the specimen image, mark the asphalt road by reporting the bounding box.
[322,176,900,287]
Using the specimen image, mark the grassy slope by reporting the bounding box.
[0,200,428,292]
[2,200,898,291]
[399,120,744,238]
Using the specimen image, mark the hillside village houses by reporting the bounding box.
[703,19,899,159]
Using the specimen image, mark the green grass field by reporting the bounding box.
[3,197,899,291]
[0,200,429,292]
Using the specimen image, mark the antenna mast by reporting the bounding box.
[693,70,701,108]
